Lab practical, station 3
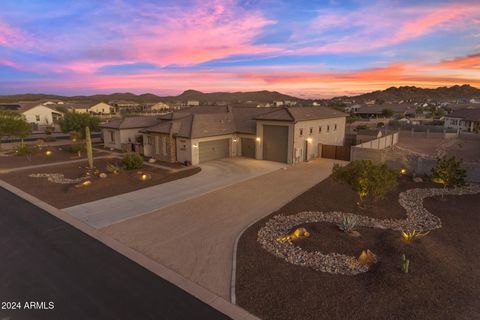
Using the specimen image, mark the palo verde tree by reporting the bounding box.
[58,112,100,169]
[333,160,398,206]
[0,110,32,150]
[431,156,466,191]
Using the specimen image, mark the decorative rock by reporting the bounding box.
[413,177,423,183]
[257,184,480,275]
[148,158,156,163]
[99,173,107,178]
[29,173,87,184]
[349,231,361,238]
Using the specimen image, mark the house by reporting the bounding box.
[101,116,160,151]
[149,102,171,111]
[109,100,142,113]
[20,102,63,126]
[444,108,480,132]
[187,100,200,106]
[356,129,382,144]
[344,104,361,113]
[101,106,347,165]
[67,101,113,114]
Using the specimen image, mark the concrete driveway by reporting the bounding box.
[65,157,285,228]
[102,158,344,300]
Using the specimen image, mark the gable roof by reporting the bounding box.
[100,116,160,129]
[256,107,346,122]
[447,108,480,121]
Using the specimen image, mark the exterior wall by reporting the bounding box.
[256,121,294,164]
[72,108,88,113]
[293,117,346,162]
[237,133,256,157]
[190,134,236,165]
[102,128,121,150]
[142,134,153,157]
[145,133,177,162]
[444,116,473,132]
[119,128,141,145]
[89,102,113,114]
[22,105,58,125]
[176,137,193,164]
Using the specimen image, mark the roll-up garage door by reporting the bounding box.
[199,139,230,163]
[263,125,288,163]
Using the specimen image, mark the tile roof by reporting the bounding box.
[447,108,480,121]
[100,116,160,129]
[255,107,346,122]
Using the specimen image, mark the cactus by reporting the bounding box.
[85,126,93,170]
[401,254,410,274]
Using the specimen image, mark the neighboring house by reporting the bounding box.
[187,100,200,106]
[109,100,142,113]
[150,102,171,111]
[356,129,383,144]
[344,104,361,113]
[67,102,113,114]
[444,109,480,132]
[101,106,347,165]
[101,116,160,151]
[20,103,63,126]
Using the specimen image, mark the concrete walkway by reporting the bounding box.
[102,158,343,300]
[65,158,285,228]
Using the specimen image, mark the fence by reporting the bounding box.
[321,144,351,161]
[350,132,398,162]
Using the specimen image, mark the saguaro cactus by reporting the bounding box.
[85,126,93,169]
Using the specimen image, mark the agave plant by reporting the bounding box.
[401,230,429,242]
[338,215,358,232]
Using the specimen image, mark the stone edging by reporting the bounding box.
[0,180,259,320]
[257,184,480,275]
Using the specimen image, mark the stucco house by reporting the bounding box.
[444,108,480,132]
[100,106,346,165]
[67,102,113,114]
[101,116,160,151]
[20,102,63,126]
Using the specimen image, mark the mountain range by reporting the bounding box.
[0,85,478,104]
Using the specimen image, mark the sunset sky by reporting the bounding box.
[0,0,479,98]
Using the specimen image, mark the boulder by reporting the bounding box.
[148,158,156,163]
[99,173,107,178]
[413,177,423,183]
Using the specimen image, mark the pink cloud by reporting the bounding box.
[0,20,27,47]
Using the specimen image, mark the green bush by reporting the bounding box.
[15,144,39,160]
[431,156,466,189]
[121,153,144,170]
[70,143,85,156]
[106,163,122,174]
[333,160,398,204]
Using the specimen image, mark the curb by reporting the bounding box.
[0,180,259,320]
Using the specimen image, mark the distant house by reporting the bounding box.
[68,102,113,114]
[20,103,63,126]
[444,108,480,132]
[149,102,171,111]
[187,100,200,106]
[100,106,347,165]
[344,104,361,113]
[109,100,142,113]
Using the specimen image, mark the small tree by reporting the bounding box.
[333,160,398,205]
[431,156,466,191]
[382,108,394,118]
[0,110,32,149]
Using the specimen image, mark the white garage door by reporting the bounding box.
[199,139,230,163]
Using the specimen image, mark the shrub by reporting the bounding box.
[70,143,85,156]
[338,215,358,232]
[431,156,466,189]
[121,153,144,170]
[15,144,39,160]
[333,160,398,205]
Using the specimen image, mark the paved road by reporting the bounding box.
[65,158,285,228]
[0,188,230,320]
[103,158,343,300]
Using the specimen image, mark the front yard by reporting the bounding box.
[235,175,480,320]
[1,157,200,208]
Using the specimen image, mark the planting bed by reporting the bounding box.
[0,157,200,208]
[236,176,480,320]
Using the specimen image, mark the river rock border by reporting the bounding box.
[257,184,480,275]
[29,173,88,184]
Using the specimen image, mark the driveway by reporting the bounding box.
[64,158,285,228]
[0,187,229,320]
[102,158,344,300]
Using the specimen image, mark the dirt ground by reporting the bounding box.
[0,158,200,208]
[236,176,480,320]
[0,144,109,169]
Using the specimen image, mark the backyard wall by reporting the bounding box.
[350,132,398,163]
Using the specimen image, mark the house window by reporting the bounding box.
[327,125,330,132]
[147,136,152,145]
[35,115,40,122]
[299,129,303,136]
[334,124,337,131]
[309,128,313,134]
[109,130,115,143]
[319,126,322,133]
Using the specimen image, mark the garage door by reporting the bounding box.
[241,138,255,158]
[263,125,288,163]
[199,139,230,163]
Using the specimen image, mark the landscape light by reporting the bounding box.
[193,144,198,148]
[400,168,407,175]
[45,150,52,156]
[82,180,92,187]
[140,173,151,181]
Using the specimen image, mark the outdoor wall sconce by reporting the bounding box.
[256,137,261,142]
[232,139,238,142]
[193,144,198,148]
[400,168,407,175]
[307,138,313,143]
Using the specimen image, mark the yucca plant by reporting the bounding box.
[401,230,429,242]
[338,215,358,232]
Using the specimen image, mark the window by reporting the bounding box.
[109,130,115,143]
[309,128,313,134]
[327,125,330,132]
[147,136,152,145]
[319,126,322,133]
[35,115,40,122]
[299,128,303,136]
[334,124,337,131]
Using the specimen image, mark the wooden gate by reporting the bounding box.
[321,144,351,161]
